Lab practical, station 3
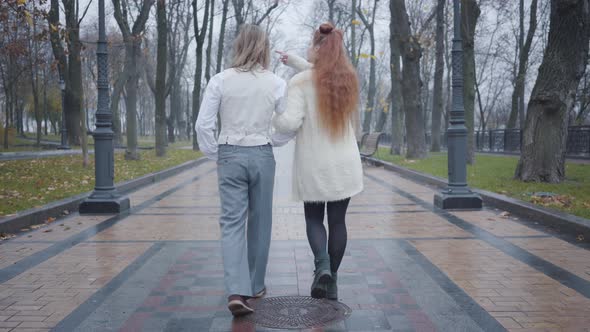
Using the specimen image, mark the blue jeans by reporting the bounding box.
[217,144,275,297]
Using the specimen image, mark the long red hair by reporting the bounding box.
[312,23,359,139]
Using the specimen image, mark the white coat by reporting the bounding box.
[273,56,364,202]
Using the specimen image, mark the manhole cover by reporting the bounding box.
[244,296,352,329]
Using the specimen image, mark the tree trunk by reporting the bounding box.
[169,80,182,141]
[357,2,378,133]
[124,41,141,160]
[81,103,89,167]
[508,0,538,130]
[515,0,590,183]
[64,0,82,145]
[112,0,153,158]
[192,44,205,150]
[155,0,168,157]
[43,69,48,136]
[110,74,126,147]
[391,0,427,159]
[216,0,230,73]
[192,0,211,150]
[374,104,388,132]
[48,0,81,146]
[461,0,480,164]
[328,0,336,22]
[431,0,446,152]
[351,0,357,67]
[205,0,216,82]
[390,10,403,155]
[186,86,191,140]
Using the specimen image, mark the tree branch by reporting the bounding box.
[131,0,155,36]
[112,0,132,38]
[255,0,279,25]
[78,0,93,25]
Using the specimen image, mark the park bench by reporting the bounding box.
[359,132,384,158]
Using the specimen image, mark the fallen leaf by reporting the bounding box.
[43,229,53,233]
[64,227,71,231]
[45,217,56,224]
[487,218,495,221]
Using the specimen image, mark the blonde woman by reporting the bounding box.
[195,24,290,316]
[274,23,363,300]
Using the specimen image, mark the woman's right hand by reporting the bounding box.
[275,50,289,65]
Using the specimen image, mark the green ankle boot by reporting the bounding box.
[327,272,338,300]
[311,258,332,299]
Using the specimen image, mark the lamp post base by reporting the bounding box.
[79,196,130,214]
[434,191,483,210]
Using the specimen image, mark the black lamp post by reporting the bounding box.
[79,0,129,214]
[57,76,70,150]
[434,0,482,210]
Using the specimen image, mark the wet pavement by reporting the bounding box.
[0,142,589,331]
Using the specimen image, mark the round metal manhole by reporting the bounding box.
[243,296,352,329]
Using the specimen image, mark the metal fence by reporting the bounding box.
[378,126,590,158]
[379,133,448,149]
[475,126,590,157]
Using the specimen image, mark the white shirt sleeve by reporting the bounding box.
[271,78,297,147]
[195,73,223,160]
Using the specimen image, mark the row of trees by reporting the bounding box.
[1,0,589,183]
[384,0,590,182]
[0,0,285,159]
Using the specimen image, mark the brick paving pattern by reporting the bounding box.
[0,144,589,331]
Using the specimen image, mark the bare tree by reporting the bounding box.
[191,0,211,150]
[159,0,193,143]
[391,0,427,159]
[205,0,216,82]
[154,0,168,156]
[389,5,404,155]
[507,0,539,129]
[216,0,230,73]
[431,0,445,152]
[461,0,480,164]
[47,0,89,145]
[356,0,379,133]
[112,0,155,160]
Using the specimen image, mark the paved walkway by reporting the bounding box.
[1,143,590,331]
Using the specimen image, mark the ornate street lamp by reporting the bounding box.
[79,0,129,214]
[434,0,482,210]
[57,76,70,150]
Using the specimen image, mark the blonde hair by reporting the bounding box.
[231,24,270,71]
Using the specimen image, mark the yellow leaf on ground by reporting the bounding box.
[17,0,26,5]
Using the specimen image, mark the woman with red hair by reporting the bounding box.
[274,23,363,301]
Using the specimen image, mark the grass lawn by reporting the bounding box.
[0,149,202,217]
[374,148,590,219]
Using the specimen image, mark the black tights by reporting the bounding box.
[303,198,350,273]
